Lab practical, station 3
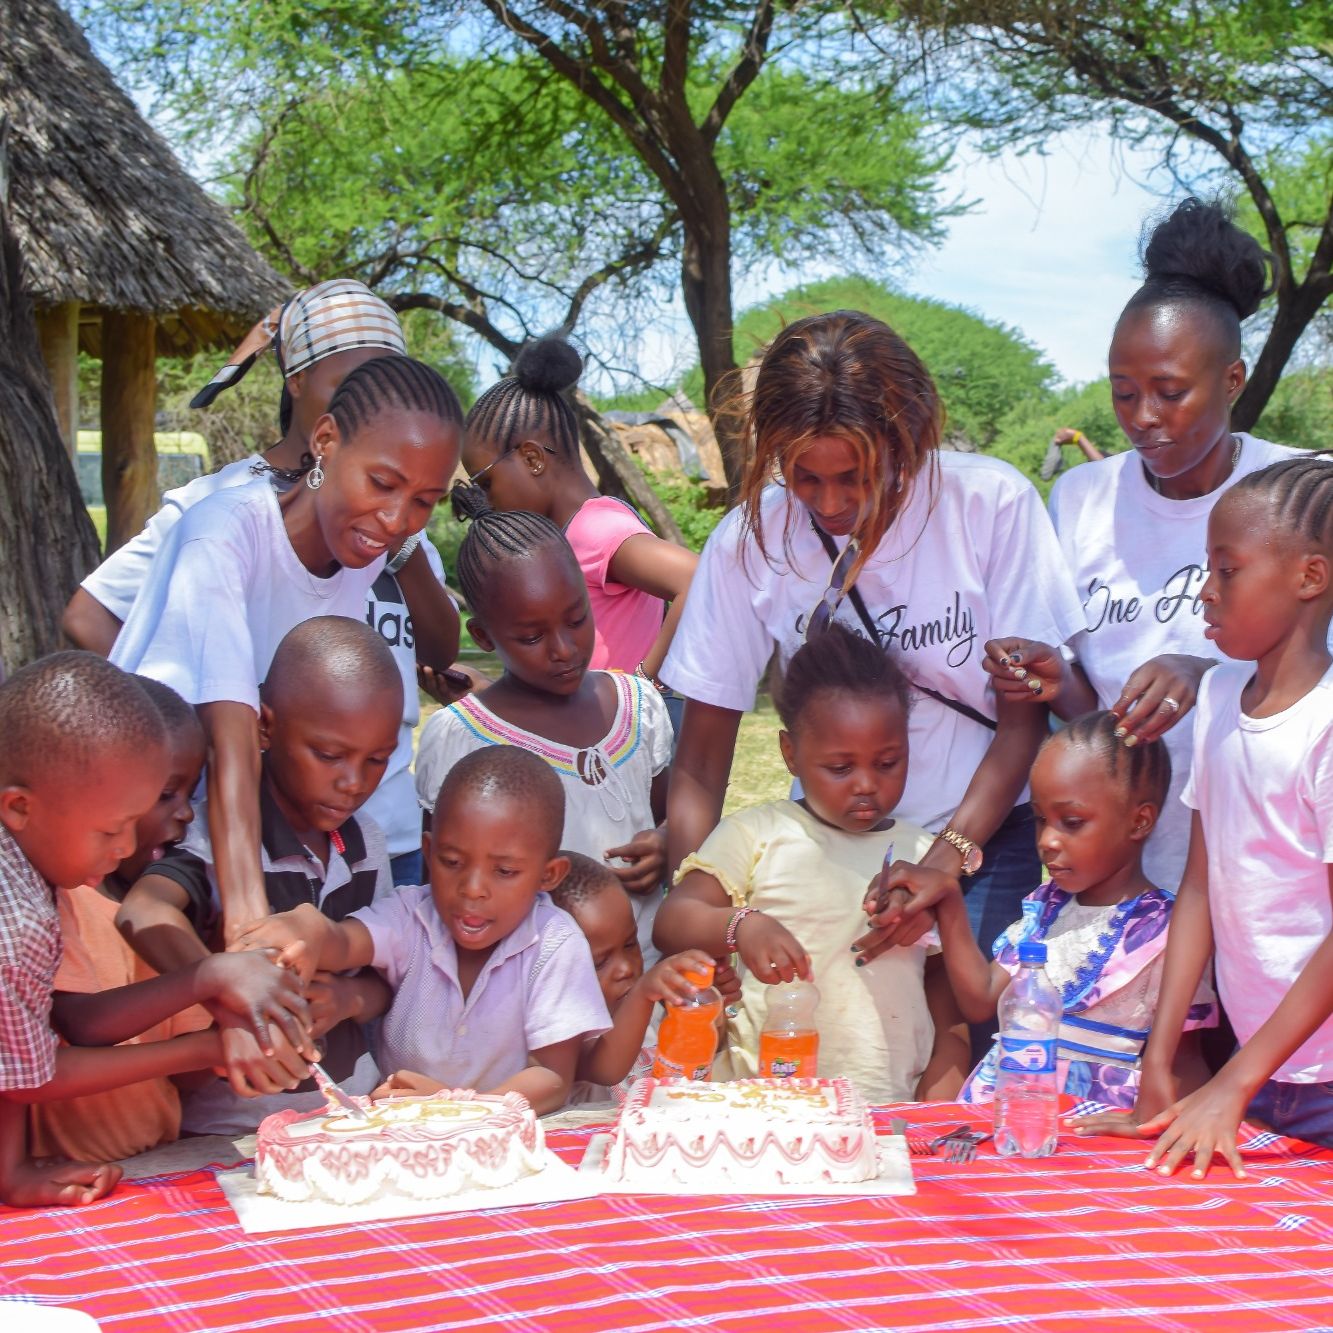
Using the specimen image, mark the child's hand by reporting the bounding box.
[212,1010,312,1097]
[371,1069,445,1100]
[605,828,666,895]
[1137,1073,1252,1181]
[712,956,742,1006]
[194,950,314,1059]
[854,861,957,962]
[734,912,812,984]
[637,949,718,1005]
[1069,1061,1177,1140]
[232,906,327,985]
[2,1157,123,1208]
[982,637,1063,705]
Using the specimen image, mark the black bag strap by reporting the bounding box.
[811,522,997,733]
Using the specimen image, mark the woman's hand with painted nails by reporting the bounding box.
[1110,654,1212,746]
[982,637,1063,705]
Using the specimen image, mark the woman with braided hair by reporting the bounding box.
[414,487,675,965]
[111,355,463,943]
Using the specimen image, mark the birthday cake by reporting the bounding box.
[604,1077,878,1186]
[253,1089,544,1204]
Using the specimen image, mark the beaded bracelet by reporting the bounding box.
[725,906,759,952]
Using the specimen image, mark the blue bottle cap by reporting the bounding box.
[1017,940,1047,965]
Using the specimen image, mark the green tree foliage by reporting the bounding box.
[885,0,1333,429]
[988,379,1124,499]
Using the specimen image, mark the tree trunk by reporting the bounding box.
[573,392,686,545]
[35,300,80,459]
[0,151,101,669]
[1234,276,1333,433]
[680,221,744,504]
[100,309,158,552]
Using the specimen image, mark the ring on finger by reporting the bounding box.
[1161,696,1180,714]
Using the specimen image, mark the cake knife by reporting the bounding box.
[309,1060,371,1120]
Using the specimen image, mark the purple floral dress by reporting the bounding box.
[960,883,1217,1109]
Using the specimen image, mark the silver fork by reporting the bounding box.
[945,1132,992,1164]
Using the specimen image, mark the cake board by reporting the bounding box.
[578,1132,916,1197]
[217,1149,598,1235]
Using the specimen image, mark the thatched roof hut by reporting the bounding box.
[0,0,289,548]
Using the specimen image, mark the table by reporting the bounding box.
[3,1103,1331,1332]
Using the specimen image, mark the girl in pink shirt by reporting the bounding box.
[459,337,696,685]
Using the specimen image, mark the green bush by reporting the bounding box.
[638,466,725,552]
[989,379,1125,498]
[1253,368,1332,451]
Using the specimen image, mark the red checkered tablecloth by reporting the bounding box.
[2,1102,1331,1332]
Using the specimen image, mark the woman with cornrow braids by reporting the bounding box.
[112,355,464,943]
[458,337,697,705]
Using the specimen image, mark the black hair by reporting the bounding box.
[450,483,579,617]
[1043,711,1171,810]
[434,747,565,856]
[464,336,583,463]
[135,677,203,743]
[0,652,167,787]
[1228,456,1333,551]
[550,850,624,917]
[775,622,911,732]
[327,355,464,440]
[261,616,403,714]
[1122,198,1270,359]
[279,384,293,435]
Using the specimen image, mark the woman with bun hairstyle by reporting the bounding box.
[112,356,464,943]
[459,337,697,688]
[986,198,1314,893]
[659,310,1087,1054]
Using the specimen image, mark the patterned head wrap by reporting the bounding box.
[190,279,405,408]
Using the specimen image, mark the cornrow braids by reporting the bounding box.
[450,482,574,616]
[1044,711,1171,811]
[775,621,911,732]
[326,354,463,442]
[1229,456,1333,551]
[465,336,583,463]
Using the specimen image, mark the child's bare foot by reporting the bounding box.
[3,1158,122,1208]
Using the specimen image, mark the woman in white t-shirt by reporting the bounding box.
[112,356,463,944]
[660,310,1087,1018]
[985,198,1308,893]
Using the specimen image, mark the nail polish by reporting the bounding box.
[1113,727,1126,739]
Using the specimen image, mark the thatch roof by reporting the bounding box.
[0,0,290,355]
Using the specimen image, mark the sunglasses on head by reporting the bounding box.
[805,537,860,642]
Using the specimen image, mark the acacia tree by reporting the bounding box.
[884,0,1333,428]
[86,1,951,497]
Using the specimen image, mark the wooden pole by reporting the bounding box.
[35,300,79,459]
[100,309,157,552]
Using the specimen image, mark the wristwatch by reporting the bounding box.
[936,826,983,876]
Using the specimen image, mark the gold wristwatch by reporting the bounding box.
[936,826,983,876]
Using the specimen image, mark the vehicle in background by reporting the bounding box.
[75,430,211,508]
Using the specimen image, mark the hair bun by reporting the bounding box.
[512,337,583,395]
[450,480,493,523]
[1141,197,1270,320]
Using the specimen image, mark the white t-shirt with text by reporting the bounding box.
[1183,661,1333,1084]
[1049,434,1307,892]
[662,452,1087,830]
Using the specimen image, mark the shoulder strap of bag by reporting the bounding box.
[811,522,997,733]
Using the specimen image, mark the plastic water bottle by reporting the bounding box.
[651,961,722,1080]
[758,980,820,1078]
[994,940,1061,1158]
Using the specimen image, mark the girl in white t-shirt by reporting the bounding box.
[985,199,1306,893]
[414,490,674,962]
[655,624,969,1102]
[661,310,1086,1049]
[1076,458,1333,1173]
[459,335,696,683]
[112,356,463,945]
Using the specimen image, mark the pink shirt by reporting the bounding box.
[354,887,611,1089]
[565,497,664,671]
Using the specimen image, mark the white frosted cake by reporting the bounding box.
[254,1090,544,1204]
[604,1077,878,1187]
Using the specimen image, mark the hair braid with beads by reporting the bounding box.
[450,482,574,617]
[1229,456,1333,550]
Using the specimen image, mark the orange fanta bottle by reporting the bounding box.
[758,980,820,1078]
[651,961,722,1080]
